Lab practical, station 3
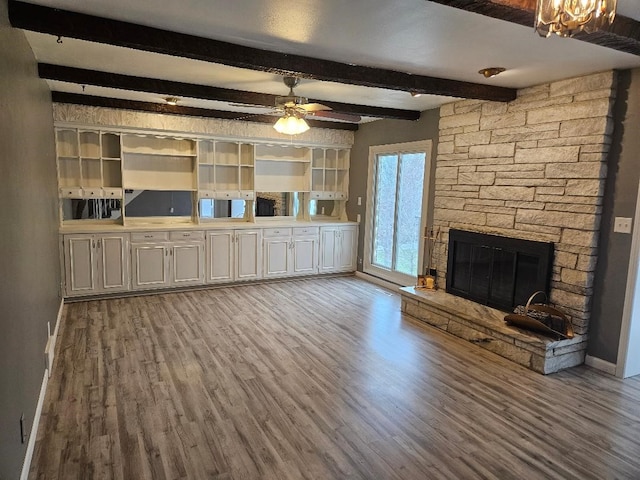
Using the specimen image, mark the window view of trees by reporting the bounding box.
[371,152,425,276]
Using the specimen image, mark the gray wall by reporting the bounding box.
[347,110,440,272]
[589,69,640,363]
[0,0,61,476]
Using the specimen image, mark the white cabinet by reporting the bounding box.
[63,233,130,296]
[205,229,262,283]
[319,225,358,273]
[131,231,205,290]
[263,227,318,278]
[131,243,169,289]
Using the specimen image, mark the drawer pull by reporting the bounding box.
[144,235,152,238]
[183,233,190,237]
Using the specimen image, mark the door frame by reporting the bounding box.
[363,140,432,286]
[616,179,640,378]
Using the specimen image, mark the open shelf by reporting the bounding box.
[123,135,196,156]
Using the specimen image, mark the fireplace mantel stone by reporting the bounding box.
[400,287,587,374]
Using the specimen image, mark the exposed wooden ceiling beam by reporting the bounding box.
[39,64,419,121]
[430,0,640,56]
[9,0,517,102]
[50,92,359,131]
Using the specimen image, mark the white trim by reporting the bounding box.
[363,140,433,286]
[45,299,64,376]
[355,271,402,293]
[20,370,49,480]
[585,355,617,376]
[616,179,640,378]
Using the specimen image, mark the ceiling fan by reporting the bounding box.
[234,76,361,134]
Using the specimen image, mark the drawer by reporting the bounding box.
[293,226,319,236]
[214,191,242,200]
[103,188,123,198]
[169,230,205,241]
[310,191,322,199]
[131,231,169,242]
[335,192,348,200]
[241,191,255,200]
[60,187,83,198]
[82,188,103,198]
[263,227,292,238]
[199,190,215,199]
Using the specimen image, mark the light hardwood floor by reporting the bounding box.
[30,276,640,479]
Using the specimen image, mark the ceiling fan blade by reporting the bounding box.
[229,103,272,109]
[301,103,331,112]
[310,110,361,122]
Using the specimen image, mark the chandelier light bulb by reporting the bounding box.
[535,0,617,38]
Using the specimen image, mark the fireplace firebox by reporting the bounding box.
[446,229,554,312]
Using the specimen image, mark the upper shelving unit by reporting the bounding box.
[55,124,351,225]
[310,147,350,200]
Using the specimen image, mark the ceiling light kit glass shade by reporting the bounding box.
[164,97,179,105]
[535,0,617,37]
[273,114,310,135]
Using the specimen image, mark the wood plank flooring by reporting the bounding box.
[29,276,640,479]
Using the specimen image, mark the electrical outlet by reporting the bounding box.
[358,257,363,265]
[357,196,362,206]
[614,217,632,234]
[356,213,361,223]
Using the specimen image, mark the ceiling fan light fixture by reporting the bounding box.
[274,114,310,135]
[165,96,179,105]
[478,67,506,78]
[535,0,617,38]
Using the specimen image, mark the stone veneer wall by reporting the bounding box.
[433,71,616,336]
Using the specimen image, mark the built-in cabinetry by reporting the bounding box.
[61,223,357,297]
[263,226,319,278]
[55,124,351,225]
[63,233,130,296]
[311,148,350,200]
[198,140,255,200]
[56,128,123,200]
[130,231,205,290]
[206,229,262,283]
[319,225,358,273]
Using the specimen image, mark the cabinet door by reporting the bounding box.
[131,243,169,290]
[96,234,129,292]
[264,238,291,278]
[206,230,234,283]
[337,226,358,271]
[172,243,205,286]
[319,227,338,273]
[236,230,262,280]
[64,235,96,295]
[292,237,318,275]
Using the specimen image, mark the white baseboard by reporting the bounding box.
[21,300,63,479]
[355,271,402,292]
[585,355,617,375]
[20,370,48,480]
[45,299,64,377]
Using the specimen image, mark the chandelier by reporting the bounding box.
[273,109,310,135]
[535,0,617,38]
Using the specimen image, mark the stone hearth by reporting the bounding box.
[400,287,586,374]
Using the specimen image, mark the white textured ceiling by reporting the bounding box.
[19,0,640,121]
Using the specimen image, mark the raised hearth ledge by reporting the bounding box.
[399,287,587,374]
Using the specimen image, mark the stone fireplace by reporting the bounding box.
[400,71,616,373]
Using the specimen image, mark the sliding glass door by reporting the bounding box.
[365,141,431,285]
